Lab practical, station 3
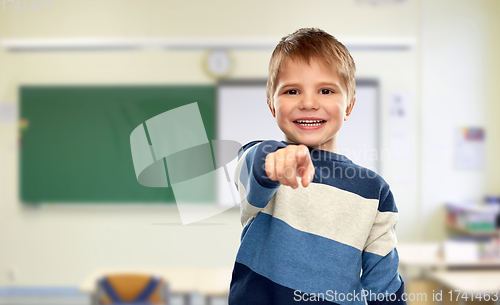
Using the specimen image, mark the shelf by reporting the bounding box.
[446,221,500,237]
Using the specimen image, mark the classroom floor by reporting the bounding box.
[1,281,497,305]
[0,294,229,305]
[0,295,89,305]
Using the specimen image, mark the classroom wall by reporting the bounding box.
[0,0,498,286]
[486,2,500,195]
[420,0,500,240]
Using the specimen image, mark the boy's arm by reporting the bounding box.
[361,183,407,305]
[234,140,287,227]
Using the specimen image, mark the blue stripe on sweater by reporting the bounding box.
[309,159,394,212]
[229,261,341,305]
[361,249,402,296]
[238,146,280,208]
[247,173,280,208]
[378,187,397,213]
[235,212,364,303]
[238,140,397,213]
[367,279,406,305]
[311,159,378,194]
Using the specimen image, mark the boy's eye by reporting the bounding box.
[321,89,333,95]
[286,89,298,95]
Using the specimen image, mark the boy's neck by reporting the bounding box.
[283,135,339,154]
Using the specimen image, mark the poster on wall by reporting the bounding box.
[455,127,485,170]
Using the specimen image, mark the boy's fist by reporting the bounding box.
[265,144,315,189]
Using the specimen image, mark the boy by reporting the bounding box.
[228,28,406,305]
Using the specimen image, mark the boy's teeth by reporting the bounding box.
[295,120,324,126]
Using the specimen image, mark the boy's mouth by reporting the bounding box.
[294,119,325,127]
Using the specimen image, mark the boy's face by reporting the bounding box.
[269,57,355,153]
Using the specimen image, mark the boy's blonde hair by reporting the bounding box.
[266,27,356,109]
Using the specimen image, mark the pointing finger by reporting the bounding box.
[302,161,315,187]
[296,145,309,177]
[265,152,276,181]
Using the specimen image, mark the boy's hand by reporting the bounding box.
[265,144,315,189]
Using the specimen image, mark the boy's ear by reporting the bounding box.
[344,96,356,121]
[268,99,276,121]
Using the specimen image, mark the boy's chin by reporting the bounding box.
[287,138,320,148]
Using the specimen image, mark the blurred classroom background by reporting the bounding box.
[0,0,500,304]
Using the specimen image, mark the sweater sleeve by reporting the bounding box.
[234,140,288,227]
[360,183,407,305]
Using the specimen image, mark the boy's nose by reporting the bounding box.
[299,93,319,110]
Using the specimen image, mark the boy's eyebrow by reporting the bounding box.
[278,83,300,90]
[316,82,343,90]
[279,82,343,90]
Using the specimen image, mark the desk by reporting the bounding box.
[398,242,500,270]
[398,243,500,305]
[398,242,443,269]
[79,267,232,305]
[430,271,500,305]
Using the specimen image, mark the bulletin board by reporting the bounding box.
[19,85,216,204]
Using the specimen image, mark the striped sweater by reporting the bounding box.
[228,140,406,305]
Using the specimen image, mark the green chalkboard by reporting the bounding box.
[19,85,216,204]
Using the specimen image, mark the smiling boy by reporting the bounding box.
[228,28,406,305]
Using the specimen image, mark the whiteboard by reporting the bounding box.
[216,79,380,207]
[337,80,380,173]
[217,80,283,145]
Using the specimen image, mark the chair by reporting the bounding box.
[93,273,170,305]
